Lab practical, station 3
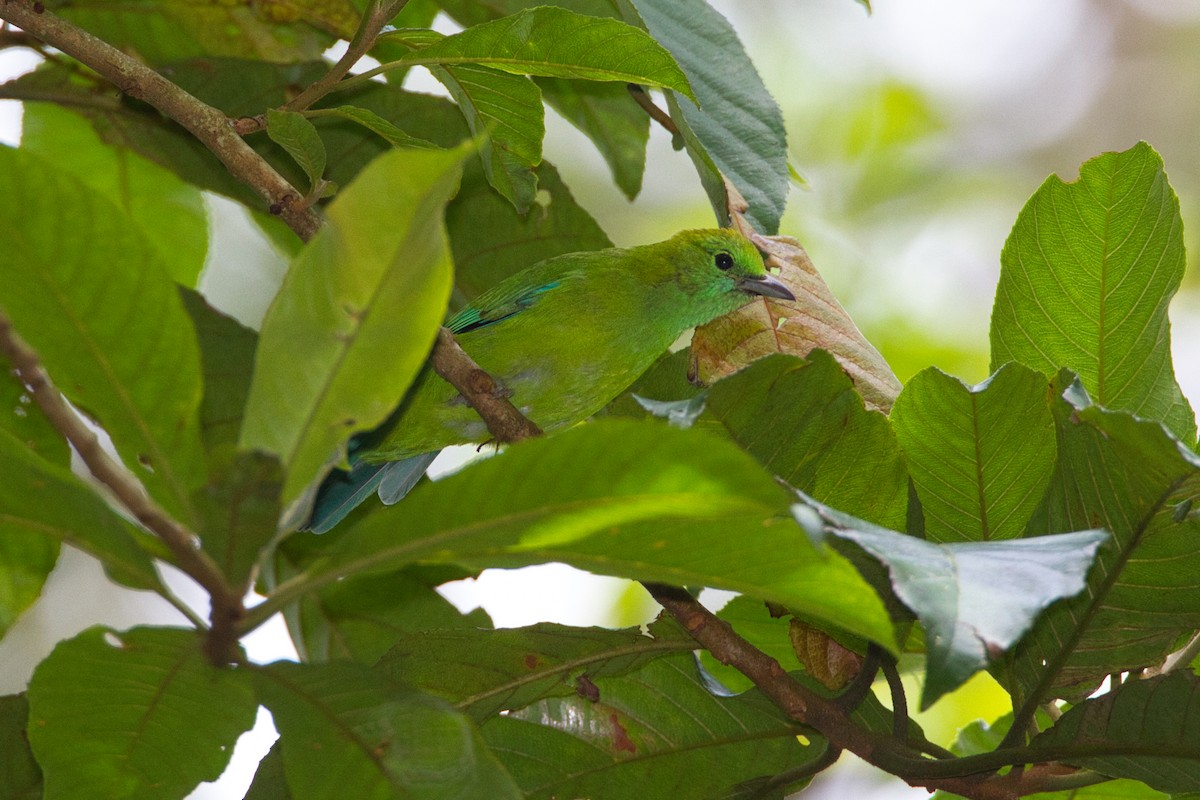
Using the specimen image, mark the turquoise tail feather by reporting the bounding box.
[305,451,438,534]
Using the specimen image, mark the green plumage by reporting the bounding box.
[307,228,791,532]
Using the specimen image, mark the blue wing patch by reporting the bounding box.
[449,281,560,334]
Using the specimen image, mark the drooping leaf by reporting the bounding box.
[180,289,258,454]
[266,108,327,193]
[0,694,42,800]
[21,104,208,287]
[240,146,466,508]
[308,420,897,649]
[1010,374,1200,707]
[375,620,696,721]
[0,147,206,522]
[44,0,336,64]
[1031,672,1200,794]
[26,627,257,800]
[990,142,1195,444]
[616,0,788,233]
[795,497,1107,708]
[428,63,543,211]
[447,160,612,300]
[703,352,908,531]
[255,660,522,800]
[0,428,161,592]
[691,234,901,413]
[482,653,823,800]
[308,105,440,149]
[537,77,649,199]
[891,363,1056,543]
[382,7,694,99]
[284,567,492,665]
[194,449,282,594]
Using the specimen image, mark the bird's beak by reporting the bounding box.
[738,273,795,301]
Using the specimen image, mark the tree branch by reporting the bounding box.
[0,311,245,663]
[0,0,321,241]
[430,327,544,444]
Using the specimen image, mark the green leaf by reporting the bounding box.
[255,660,522,800]
[375,620,696,721]
[180,288,258,454]
[447,160,612,300]
[990,142,1195,444]
[0,528,57,642]
[797,498,1107,708]
[1031,672,1200,793]
[266,108,328,193]
[703,352,908,531]
[482,654,822,800]
[438,0,621,26]
[696,596,805,694]
[892,363,1056,543]
[243,744,290,800]
[21,104,208,287]
[309,105,440,149]
[1011,374,1200,706]
[0,694,41,800]
[385,7,694,99]
[617,0,788,233]
[0,146,206,522]
[0,354,67,466]
[0,428,161,592]
[428,63,543,211]
[538,77,649,199]
[26,626,257,800]
[310,420,897,649]
[194,449,282,593]
[285,567,492,665]
[45,0,335,64]
[240,146,465,508]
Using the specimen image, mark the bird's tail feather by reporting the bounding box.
[304,452,437,534]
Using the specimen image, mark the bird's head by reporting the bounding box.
[667,229,794,324]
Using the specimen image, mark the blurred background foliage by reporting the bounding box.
[1,1,1198,797]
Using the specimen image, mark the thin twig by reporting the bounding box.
[0,0,320,241]
[283,0,407,113]
[0,311,245,662]
[627,83,681,139]
[880,653,909,742]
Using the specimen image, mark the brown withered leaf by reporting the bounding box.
[691,182,902,412]
[788,618,864,691]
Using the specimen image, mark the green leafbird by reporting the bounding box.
[307,228,793,532]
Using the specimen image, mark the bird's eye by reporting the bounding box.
[714,252,734,271]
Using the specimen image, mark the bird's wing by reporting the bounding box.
[448,279,562,335]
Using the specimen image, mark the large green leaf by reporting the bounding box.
[1010,374,1200,707]
[180,289,258,455]
[617,0,788,234]
[538,78,650,199]
[0,428,161,592]
[383,7,693,99]
[194,450,282,594]
[240,146,465,508]
[446,160,612,300]
[255,660,522,800]
[0,147,206,522]
[481,653,821,800]
[0,694,41,800]
[297,420,896,649]
[438,0,620,26]
[892,363,1056,543]
[0,355,67,467]
[44,0,337,64]
[374,620,696,721]
[702,352,908,531]
[1031,672,1200,794]
[21,104,208,287]
[990,142,1195,444]
[26,627,256,800]
[796,497,1106,708]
